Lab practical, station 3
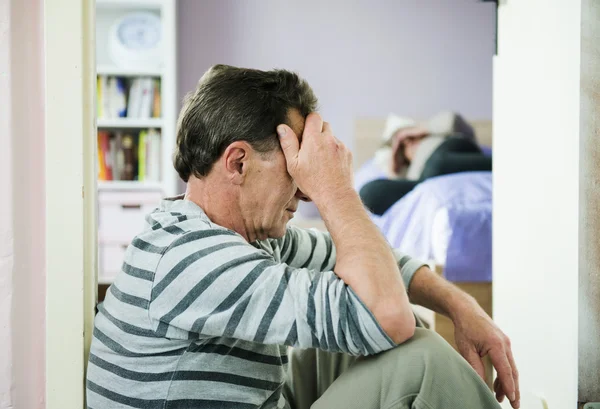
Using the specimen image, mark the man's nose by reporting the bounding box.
[295,188,312,202]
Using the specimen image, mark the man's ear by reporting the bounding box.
[222,141,251,185]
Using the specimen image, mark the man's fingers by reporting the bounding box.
[506,344,521,407]
[489,347,516,403]
[277,124,299,170]
[303,112,323,138]
[494,377,506,402]
[462,346,486,381]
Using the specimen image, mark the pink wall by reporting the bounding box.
[177,0,496,149]
[0,0,14,405]
[0,0,46,407]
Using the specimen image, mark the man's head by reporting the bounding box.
[174,65,317,240]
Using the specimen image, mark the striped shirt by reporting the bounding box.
[86,197,425,408]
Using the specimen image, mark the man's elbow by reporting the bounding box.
[376,303,416,345]
[389,313,416,344]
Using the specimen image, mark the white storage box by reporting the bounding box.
[98,191,162,244]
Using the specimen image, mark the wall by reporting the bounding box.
[177,0,496,149]
[493,1,581,407]
[12,0,46,405]
[0,0,47,407]
[0,0,14,406]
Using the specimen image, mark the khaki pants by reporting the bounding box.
[283,328,501,409]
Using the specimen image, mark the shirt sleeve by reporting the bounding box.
[392,249,427,291]
[275,226,426,292]
[148,230,395,356]
[274,226,336,272]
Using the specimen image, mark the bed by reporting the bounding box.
[356,165,492,282]
[354,117,494,385]
[353,116,493,277]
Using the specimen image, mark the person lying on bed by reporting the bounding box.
[359,111,492,215]
[86,65,519,409]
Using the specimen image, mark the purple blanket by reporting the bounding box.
[355,161,492,282]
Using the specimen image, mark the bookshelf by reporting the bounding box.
[95,0,177,285]
[96,0,164,9]
[97,65,163,77]
[95,0,177,196]
[97,118,164,128]
[97,181,163,191]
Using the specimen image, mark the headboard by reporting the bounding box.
[353,118,493,170]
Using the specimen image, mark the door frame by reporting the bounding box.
[44,0,97,407]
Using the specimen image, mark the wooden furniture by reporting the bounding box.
[95,0,177,287]
[432,264,494,388]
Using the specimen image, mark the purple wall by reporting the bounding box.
[177,0,495,149]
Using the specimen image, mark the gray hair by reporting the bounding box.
[173,64,318,181]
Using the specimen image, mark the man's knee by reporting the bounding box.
[404,327,453,351]
[386,328,457,365]
[371,327,471,385]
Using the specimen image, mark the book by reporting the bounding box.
[152,79,161,118]
[97,75,111,119]
[96,76,103,118]
[126,79,141,118]
[98,131,113,180]
[138,130,147,181]
[139,78,154,119]
[113,77,127,118]
[97,133,106,180]
[96,128,161,183]
[151,129,161,181]
[121,134,135,180]
[109,136,117,179]
[106,77,116,119]
[113,132,124,180]
[145,128,161,181]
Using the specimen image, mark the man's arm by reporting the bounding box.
[278,113,415,345]
[149,231,396,356]
[275,226,336,271]
[277,229,426,294]
[407,266,520,408]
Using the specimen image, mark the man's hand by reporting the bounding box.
[407,267,520,408]
[452,301,520,409]
[277,113,353,202]
[277,114,416,345]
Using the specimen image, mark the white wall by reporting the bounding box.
[0,0,47,408]
[44,0,97,406]
[493,1,581,407]
[177,0,496,149]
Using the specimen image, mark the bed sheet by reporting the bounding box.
[355,161,492,282]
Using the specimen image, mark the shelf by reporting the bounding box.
[96,0,163,10]
[98,181,163,191]
[97,118,163,128]
[97,65,163,77]
[98,276,115,286]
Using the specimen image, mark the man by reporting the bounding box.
[86,65,519,409]
[360,112,492,215]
